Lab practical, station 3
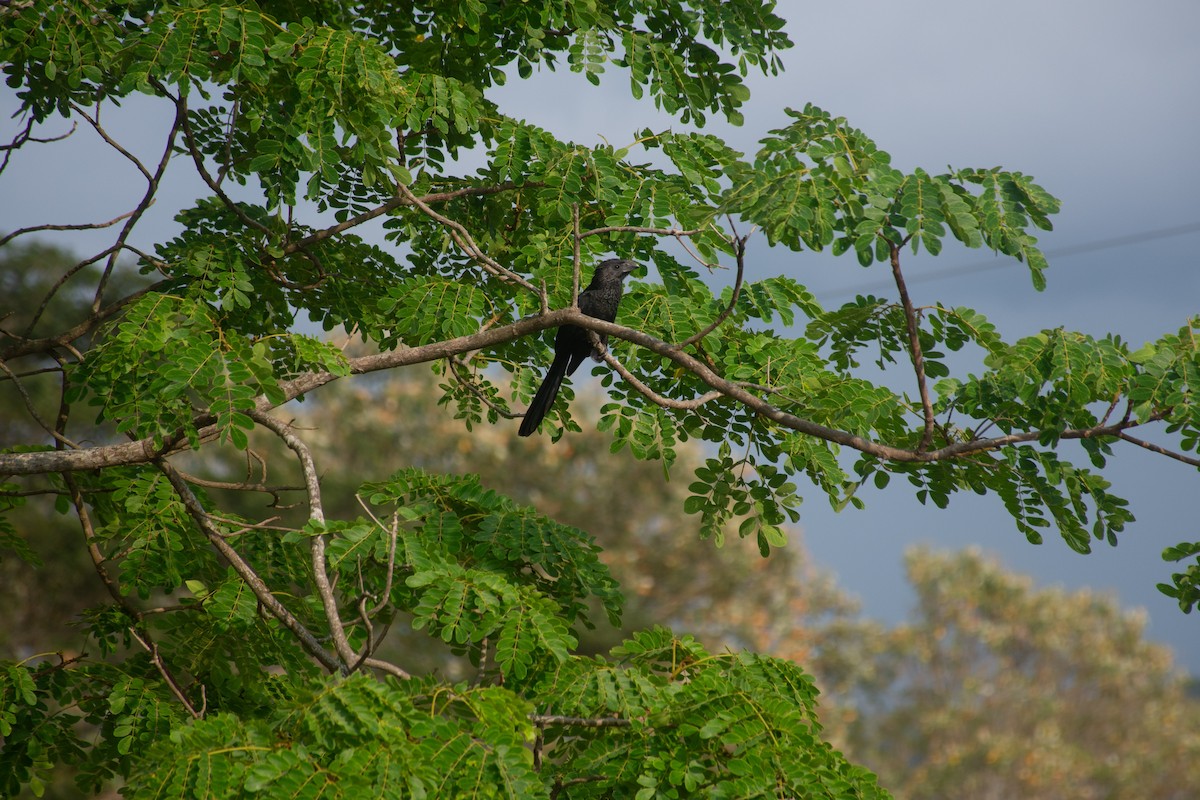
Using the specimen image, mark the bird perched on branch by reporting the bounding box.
[519,258,638,436]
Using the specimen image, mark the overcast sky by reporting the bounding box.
[3,0,1199,671]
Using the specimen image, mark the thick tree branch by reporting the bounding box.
[0,309,1184,477]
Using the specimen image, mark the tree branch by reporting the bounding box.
[889,241,937,451]
[284,182,534,254]
[396,183,541,295]
[0,208,142,250]
[674,224,747,349]
[246,410,357,673]
[157,460,343,674]
[0,309,1185,476]
[1117,431,1200,468]
[529,714,633,728]
[0,278,171,361]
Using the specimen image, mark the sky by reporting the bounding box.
[3,0,1199,671]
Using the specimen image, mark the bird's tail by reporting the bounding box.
[518,352,570,436]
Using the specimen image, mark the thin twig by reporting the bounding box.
[285,182,534,254]
[674,223,748,349]
[572,203,582,305]
[888,241,937,451]
[20,245,116,339]
[579,225,704,239]
[0,359,80,449]
[529,714,634,728]
[0,118,76,175]
[0,208,142,250]
[69,101,154,182]
[171,89,272,237]
[598,349,724,411]
[354,496,401,618]
[1,278,170,362]
[128,628,202,719]
[1116,431,1200,468]
[447,356,520,419]
[396,183,541,295]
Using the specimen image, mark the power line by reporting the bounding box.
[827,220,1200,297]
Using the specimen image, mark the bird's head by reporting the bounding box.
[596,258,639,280]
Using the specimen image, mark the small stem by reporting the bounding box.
[889,242,937,451]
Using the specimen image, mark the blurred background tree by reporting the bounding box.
[833,548,1200,800]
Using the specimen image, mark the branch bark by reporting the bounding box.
[0,306,1181,479]
[889,241,937,451]
[157,460,343,674]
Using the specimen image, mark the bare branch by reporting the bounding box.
[177,470,305,501]
[0,117,75,176]
[157,460,343,674]
[598,348,725,411]
[579,225,704,239]
[246,410,357,673]
[674,224,748,349]
[888,241,937,451]
[129,628,202,719]
[572,203,582,305]
[1,278,171,362]
[447,356,521,419]
[285,182,534,254]
[0,358,80,449]
[529,714,634,728]
[396,183,542,295]
[172,89,272,237]
[362,657,411,680]
[0,208,143,250]
[1117,431,1200,468]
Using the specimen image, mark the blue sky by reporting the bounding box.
[3,0,1199,670]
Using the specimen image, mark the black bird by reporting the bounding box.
[519,258,638,436]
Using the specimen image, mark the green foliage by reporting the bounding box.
[1159,541,1200,613]
[363,468,622,639]
[2,0,1197,796]
[534,628,886,798]
[117,675,544,800]
[722,104,1059,286]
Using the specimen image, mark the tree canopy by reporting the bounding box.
[1,0,1198,797]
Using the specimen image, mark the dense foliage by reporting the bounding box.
[1,0,1197,797]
